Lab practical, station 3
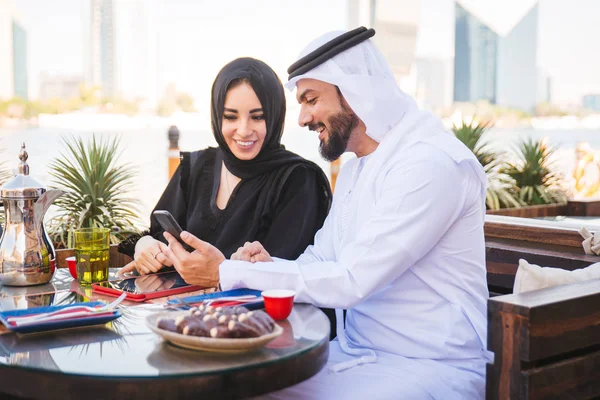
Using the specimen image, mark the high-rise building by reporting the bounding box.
[415,58,449,112]
[89,0,116,97]
[348,0,419,90]
[537,68,552,105]
[454,3,497,104]
[12,18,28,100]
[583,94,600,112]
[453,0,538,112]
[0,0,13,100]
[114,0,161,107]
[86,0,161,105]
[39,74,83,101]
[0,1,29,101]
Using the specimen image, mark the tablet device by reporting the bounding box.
[92,271,205,302]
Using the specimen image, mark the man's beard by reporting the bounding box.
[310,107,359,162]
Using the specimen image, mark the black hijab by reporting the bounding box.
[119,58,332,260]
[211,57,305,179]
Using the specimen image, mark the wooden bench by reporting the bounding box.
[52,219,600,398]
[485,280,600,399]
[485,215,600,399]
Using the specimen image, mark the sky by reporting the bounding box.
[12,0,600,106]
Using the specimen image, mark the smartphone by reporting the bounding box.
[152,210,195,252]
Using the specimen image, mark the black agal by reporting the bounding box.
[287,26,376,80]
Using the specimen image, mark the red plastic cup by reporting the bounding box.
[262,289,295,321]
[66,256,77,279]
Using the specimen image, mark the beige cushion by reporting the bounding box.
[513,259,600,294]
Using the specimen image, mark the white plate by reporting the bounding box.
[146,310,283,353]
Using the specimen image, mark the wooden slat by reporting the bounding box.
[490,279,600,310]
[486,239,599,272]
[485,222,584,248]
[524,349,600,400]
[486,309,529,400]
[527,291,600,362]
[487,204,568,218]
[486,260,517,291]
[485,238,600,294]
[567,199,600,217]
[489,280,600,362]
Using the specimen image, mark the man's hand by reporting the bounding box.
[231,241,273,263]
[134,236,173,275]
[162,231,225,287]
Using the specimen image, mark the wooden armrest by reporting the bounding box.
[486,280,600,399]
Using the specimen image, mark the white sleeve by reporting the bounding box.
[220,158,470,309]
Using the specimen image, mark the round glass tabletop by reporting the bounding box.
[0,269,330,398]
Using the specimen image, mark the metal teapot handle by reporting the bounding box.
[33,189,66,229]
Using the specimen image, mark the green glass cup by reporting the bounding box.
[73,228,110,285]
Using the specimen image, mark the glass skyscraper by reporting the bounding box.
[453,1,538,112]
[89,0,116,97]
[12,19,28,100]
[454,3,497,105]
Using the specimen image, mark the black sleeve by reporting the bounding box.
[118,163,189,258]
[260,165,328,260]
[148,164,190,243]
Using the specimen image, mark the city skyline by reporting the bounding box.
[453,1,538,112]
[86,0,162,106]
[7,0,600,107]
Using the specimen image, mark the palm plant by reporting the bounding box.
[451,120,523,210]
[503,138,568,206]
[47,135,141,248]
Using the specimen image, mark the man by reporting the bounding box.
[163,27,491,399]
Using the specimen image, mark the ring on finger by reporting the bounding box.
[153,251,161,260]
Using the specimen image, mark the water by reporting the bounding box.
[76,246,110,285]
[484,127,600,180]
[0,120,327,228]
[1,123,599,228]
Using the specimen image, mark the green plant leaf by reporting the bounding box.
[503,137,568,206]
[47,134,141,248]
[451,119,523,210]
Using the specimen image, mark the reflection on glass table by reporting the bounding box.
[0,281,330,378]
[0,268,330,399]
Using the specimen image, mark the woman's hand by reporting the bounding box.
[162,231,225,287]
[231,241,273,263]
[133,236,173,275]
[118,260,138,276]
[134,274,176,293]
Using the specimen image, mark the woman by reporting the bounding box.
[119,58,332,276]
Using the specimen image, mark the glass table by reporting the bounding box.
[0,269,330,399]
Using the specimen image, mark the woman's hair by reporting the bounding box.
[210,58,286,155]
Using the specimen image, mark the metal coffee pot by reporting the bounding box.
[0,144,66,286]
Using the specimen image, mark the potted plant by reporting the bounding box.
[451,119,523,210]
[504,138,568,206]
[46,135,140,268]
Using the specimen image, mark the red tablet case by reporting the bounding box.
[91,279,205,302]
